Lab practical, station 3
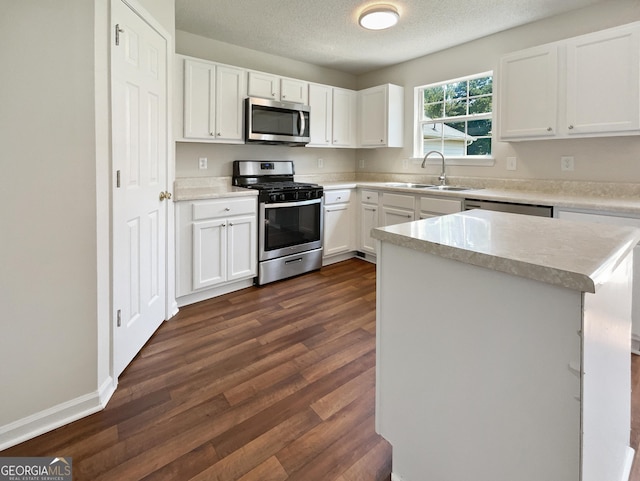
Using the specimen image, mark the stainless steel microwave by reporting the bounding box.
[245,97,310,146]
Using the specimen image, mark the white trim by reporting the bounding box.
[391,473,407,481]
[0,377,115,451]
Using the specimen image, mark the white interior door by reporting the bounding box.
[112,0,168,377]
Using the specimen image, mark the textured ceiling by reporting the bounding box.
[175,0,606,75]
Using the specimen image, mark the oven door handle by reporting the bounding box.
[263,198,322,209]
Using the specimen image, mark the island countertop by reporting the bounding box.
[372,209,640,293]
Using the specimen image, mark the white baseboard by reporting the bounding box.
[0,376,116,451]
[391,473,406,481]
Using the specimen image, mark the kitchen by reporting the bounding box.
[2,0,640,479]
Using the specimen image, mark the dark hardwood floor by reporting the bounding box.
[3,257,640,480]
[1,259,390,480]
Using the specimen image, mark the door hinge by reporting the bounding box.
[117,309,122,327]
[115,24,124,46]
[116,170,121,188]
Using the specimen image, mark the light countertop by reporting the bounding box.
[371,209,640,293]
[173,177,258,201]
[319,181,640,216]
[173,177,640,216]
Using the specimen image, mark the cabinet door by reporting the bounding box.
[565,25,640,135]
[214,65,246,141]
[498,45,558,140]
[192,219,226,290]
[184,59,215,139]
[281,78,308,104]
[381,206,414,227]
[359,85,387,146]
[332,88,357,147]
[324,204,353,256]
[360,203,378,254]
[227,215,257,281]
[247,71,279,100]
[308,84,332,146]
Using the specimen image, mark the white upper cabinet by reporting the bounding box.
[358,84,404,147]
[182,57,246,143]
[248,71,309,104]
[565,24,640,135]
[499,45,559,139]
[308,83,357,148]
[281,78,309,104]
[499,22,640,141]
[247,71,280,100]
[308,84,332,146]
[332,88,357,147]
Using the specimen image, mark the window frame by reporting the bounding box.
[413,71,495,166]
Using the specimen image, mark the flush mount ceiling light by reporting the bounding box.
[358,4,399,30]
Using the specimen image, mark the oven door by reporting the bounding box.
[259,197,323,261]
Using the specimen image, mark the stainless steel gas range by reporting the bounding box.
[232,160,324,285]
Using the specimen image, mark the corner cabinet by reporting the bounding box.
[176,196,257,306]
[358,84,404,147]
[308,84,357,148]
[179,56,246,143]
[499,22,640,141]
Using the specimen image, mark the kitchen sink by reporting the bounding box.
[424,185,476,192]
[383,182,479,192]
[383,182,435,188]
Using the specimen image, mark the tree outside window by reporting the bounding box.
[417,73,493,158]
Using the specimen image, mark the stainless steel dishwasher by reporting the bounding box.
[464,198,553,217]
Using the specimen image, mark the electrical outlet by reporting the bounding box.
[359,159,365,169]
[506,157,517,171]
[402,158,408,169]
[317,158,324,169]
[561,156,574,171]
[198,157,207,169]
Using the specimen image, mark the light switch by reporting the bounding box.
[506,157,517,171]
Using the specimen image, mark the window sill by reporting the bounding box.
[411,156,495,167]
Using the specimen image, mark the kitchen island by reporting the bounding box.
[372,210,640,481]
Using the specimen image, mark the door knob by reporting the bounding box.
[159,191,172,201]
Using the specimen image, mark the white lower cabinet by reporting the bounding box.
[418,195,463,219]
[381,193,415,227]
[359,190,380,255]
[177,196,257,305]
[323,189,355,260]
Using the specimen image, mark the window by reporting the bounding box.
[415,72,493,160]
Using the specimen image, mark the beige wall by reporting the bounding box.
[356,0,640,183]
[0,0,100,427]
[177,30,357,89]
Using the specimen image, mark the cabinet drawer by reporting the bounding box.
[382,193,415,210]
[324,189,352,205]
[361,190,379,204]
[419,196,463,215]
[192,197,257,220]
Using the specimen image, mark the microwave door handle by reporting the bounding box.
[298,111,305,137]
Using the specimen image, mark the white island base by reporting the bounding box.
[373,211,639,481]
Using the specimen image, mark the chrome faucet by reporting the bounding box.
[421,150,447,186]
